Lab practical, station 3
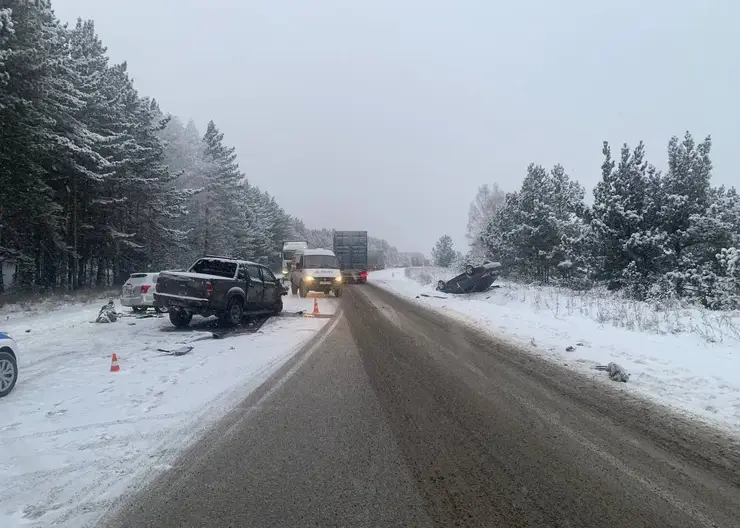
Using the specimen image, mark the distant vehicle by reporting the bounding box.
[290,248,343,297]
[333,231,368,284]
[0,331,19,398]
[154,256,287,328]
[281,241,308,281]
[436,262,501,294]
[121,272,164,313]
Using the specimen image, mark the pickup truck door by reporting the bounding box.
[260,266,279,306]
[236,264,251,305]
[246,264,264,307]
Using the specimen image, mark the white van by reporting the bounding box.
[289,248,343,297]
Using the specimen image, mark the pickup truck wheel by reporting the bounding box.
[333,288,342,298]
[437,280,446,291]
[272,298,283,314]
[221,298,244,326]
[169,309,193,328]
[154,305,167,314]
[466,264,475,276]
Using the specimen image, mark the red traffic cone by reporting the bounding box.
[313,298,320,315]
[110,353,120,372]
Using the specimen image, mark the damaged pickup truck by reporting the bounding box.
[436,261,501,294]
[154,256,286,328]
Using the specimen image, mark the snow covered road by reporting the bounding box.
[370,268,740,438]
[0,293,337,527]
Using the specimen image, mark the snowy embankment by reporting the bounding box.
[0,294,337,527]
[370,268,740,436]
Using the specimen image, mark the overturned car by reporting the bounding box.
[436,261,501,294]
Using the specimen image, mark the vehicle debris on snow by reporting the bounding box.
[595,362,630,382]
[95,300,118,323]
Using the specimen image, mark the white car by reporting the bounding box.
[121,272,165,313]
[289,248,343,297]
[0,331,19,398]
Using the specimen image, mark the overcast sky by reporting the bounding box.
[53,0,739,254]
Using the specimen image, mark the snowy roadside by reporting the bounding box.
[369,268,740,437]
[0,294,337,527]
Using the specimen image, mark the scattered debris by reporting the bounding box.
[565,345,575,352]
[530,337,537,347]
[595,362,630,382]
[157,345,193,356]
[576,342,584,347]
[420,293,447,299]
[95,300,118,323]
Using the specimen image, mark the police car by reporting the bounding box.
[0,331,19,397]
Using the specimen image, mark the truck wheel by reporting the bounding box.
[333,288,342,298]
[299,283,308,298]
[0,350,18,398]
[221,297,244,326]
[291,282,298,295]
[437,280,445,291]
[169,309,193,328]
[466,264,474,276]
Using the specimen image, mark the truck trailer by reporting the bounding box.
[333,231,368,284]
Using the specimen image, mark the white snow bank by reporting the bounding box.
[369,268,740,437]
[0,293,338,527]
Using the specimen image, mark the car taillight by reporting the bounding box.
[205,281,213,297]
[140,284,151,294]
[360,271,368,279]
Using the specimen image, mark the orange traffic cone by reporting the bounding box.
[312,298,320,315]
[110,353,120,372]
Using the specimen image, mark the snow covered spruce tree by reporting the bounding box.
[478,163,586,284]
[432,235,456,267]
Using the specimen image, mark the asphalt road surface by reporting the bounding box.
[103,285,740,528]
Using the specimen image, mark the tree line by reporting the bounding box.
[0,1,401,293]
[457,133,740,309]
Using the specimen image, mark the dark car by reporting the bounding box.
[436,261,501,294]
[154,256,287,328]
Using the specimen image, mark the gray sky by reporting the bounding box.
[54,0,739,254]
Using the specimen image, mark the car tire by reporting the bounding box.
[333,288,342,298]
[154,305,167,314]
[299,283,308,298]
[221,297,244,327]
[437,280,445,291]
[131,306,145,313]
[465,265,474,276]
[0,350,18,398]
[169,309,193,328]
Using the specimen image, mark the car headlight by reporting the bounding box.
[334,276,342,283]
[282,269,288,275]
[305,276,314,282]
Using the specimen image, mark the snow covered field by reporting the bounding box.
[0,293,337,527]
[370,268,740,437]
